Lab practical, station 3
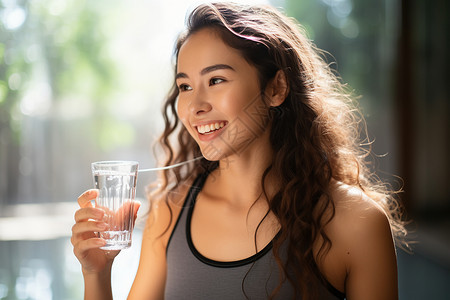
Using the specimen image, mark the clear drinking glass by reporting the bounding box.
[91,161,138,250]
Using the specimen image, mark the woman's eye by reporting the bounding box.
[209,78,224,86]
[178,84,192,92]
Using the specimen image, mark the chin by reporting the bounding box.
[198,140,231,162]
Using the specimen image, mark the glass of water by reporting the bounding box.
[91,161,138,250]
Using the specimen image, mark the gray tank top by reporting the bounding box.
[164,173,346,299]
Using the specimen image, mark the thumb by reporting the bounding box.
[133,200,141,220]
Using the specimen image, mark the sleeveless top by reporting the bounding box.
[164,173,346,300]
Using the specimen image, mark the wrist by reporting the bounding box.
[82,263,114,300]
[82,259,113,277]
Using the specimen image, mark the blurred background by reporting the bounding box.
[0,0,448,299]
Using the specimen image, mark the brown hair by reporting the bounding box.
[153,2,408,299]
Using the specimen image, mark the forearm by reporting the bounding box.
[83,264,114,300]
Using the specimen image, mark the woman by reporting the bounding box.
[72,2,407,299]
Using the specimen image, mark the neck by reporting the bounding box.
[207,136,274,209]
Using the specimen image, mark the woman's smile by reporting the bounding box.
[196,121,227,134]
[195,121,229,143]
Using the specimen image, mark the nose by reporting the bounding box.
[189,88,212,115]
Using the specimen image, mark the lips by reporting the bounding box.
[196,121,227,134]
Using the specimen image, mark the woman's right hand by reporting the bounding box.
[71,189,119,275]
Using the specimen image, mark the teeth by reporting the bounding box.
[197,122,225,134]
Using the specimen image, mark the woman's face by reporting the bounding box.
[176,28,270,161]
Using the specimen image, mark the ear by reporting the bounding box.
[266,70,289,107]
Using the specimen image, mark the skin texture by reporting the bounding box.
[71,28,398,300]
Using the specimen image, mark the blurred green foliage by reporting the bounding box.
[0,0,132,151]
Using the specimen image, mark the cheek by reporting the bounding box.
[176,99,196,137]
[227,90,265,118]
[176,98,188,123]
[220,89,252,116]
[235,93,270,134]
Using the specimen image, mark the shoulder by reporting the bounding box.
[143,179,193,245]
[318,180,394,269]
[324,181,394,256]
[323,181,398,299]
[327,181,392,245]
[330,181,390,228]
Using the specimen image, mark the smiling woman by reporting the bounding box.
[71,2,407,300]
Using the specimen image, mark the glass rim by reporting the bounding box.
[91,160,139,167]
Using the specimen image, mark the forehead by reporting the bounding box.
[177,28,246,72]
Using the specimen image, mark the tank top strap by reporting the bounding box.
[165,172,209,255]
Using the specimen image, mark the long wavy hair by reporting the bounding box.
[152,2,408,299]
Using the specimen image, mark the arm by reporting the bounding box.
[314,185,399,299]
[128,191,184,299]
[83,264,114,300]
[127,206,167,299]
[342,200,398,300]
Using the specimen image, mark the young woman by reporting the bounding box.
[72,2,407,299]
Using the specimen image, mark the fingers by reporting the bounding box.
[74,206,104,223]
[72,201,107,250]
[77,189,98,208]
[72,219,108,235]
[71,218,109,260]
[71,218,107,246]
[72,237,107,258]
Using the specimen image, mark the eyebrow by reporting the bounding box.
[175,64,235,80]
